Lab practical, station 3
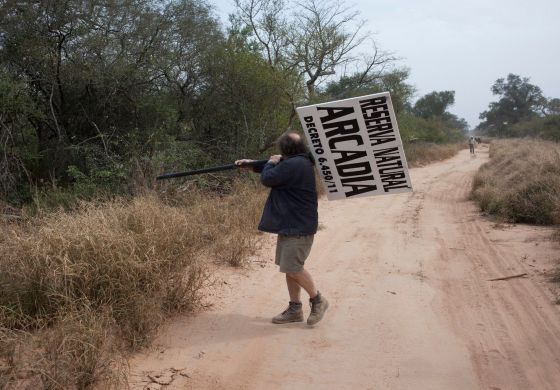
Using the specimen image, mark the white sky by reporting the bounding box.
[210,0,560,128]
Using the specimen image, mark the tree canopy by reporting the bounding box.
[477,74,559,139]
[478,74,544,135]
[413,91,455,119]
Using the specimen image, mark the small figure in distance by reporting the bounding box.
[469,136,476,156]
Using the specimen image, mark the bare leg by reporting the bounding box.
[286,269,318,299]
[286,274,302,303]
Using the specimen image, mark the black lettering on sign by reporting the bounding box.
[317,104,377,198]
[318,106,360,138]
[373,147,408,192]
[372,147,399,156]
[336,161,372,177]
[365,123,392,132]
[364,116,392,128]
[340,176,377,197]
[379,162,403,173]
[359,96,387,108]
[332,150,367,165]
[317,106,355,123]
[381,172,406,181]
[375,155,400,165]
[304,115,325,156]
[328,134,363,149]
[359,97,396,147]
[368,129,394,137]
[324,119,361,138]
[381,181,409,191]
[363,106,389,119]
[368,131,395,147]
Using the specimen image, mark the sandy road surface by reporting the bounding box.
[129,145,560,390]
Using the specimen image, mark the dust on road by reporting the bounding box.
[129,145,560,390]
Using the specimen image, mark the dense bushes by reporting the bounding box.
[0,0,293,206]
[507,115,560,141]
[398,112,466,144]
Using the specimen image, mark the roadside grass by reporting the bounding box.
[0,179,266,389]
[404,142,463,167]
[471,139,560,296]
[471,139,560,225]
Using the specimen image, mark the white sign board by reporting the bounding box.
[296,92,413,201]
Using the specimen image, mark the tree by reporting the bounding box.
[288,0,367,96]
[191,41,293,159]
[233,0,289,67]
[545,98,560,116]
[411,90,468,135]
[233,0,395,130]
[0,0,182,180]
[235,0,372,95]
[0,70,42,200]
[391,90,469,143]
[159,0,225,123]
[412,91,455,119]
[478,74,546,136]
[321,67,415,113]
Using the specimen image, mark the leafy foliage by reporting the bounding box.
[322,67,415,114]
[0,0,296,205]
[413,91,455,119]
[477,74,558,138]
[397,112,465,144]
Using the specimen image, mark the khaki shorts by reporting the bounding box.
[275,234,314,273]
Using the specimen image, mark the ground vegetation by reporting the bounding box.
[472,139,560,225]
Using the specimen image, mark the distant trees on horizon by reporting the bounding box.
[476,74,559,140]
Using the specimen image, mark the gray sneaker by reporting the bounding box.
[307,292,329,326]
[272,301,304,324]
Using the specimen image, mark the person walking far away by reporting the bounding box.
[469,136,476,156]
[235,132,329,326]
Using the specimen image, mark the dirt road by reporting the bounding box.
[129,145,560,390]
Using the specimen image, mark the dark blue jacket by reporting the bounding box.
[254,154,318,235]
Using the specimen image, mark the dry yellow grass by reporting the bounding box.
[183,179,267,266]
[0,179,266,388]
[404,142,463,167]
[1,306,126,389]
[472,139,560,225]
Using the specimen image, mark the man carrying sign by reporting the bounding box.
[236,132,329,326]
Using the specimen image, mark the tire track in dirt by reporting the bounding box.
[422,146,560,390]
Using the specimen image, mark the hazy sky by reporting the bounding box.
[210,0,560,128]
